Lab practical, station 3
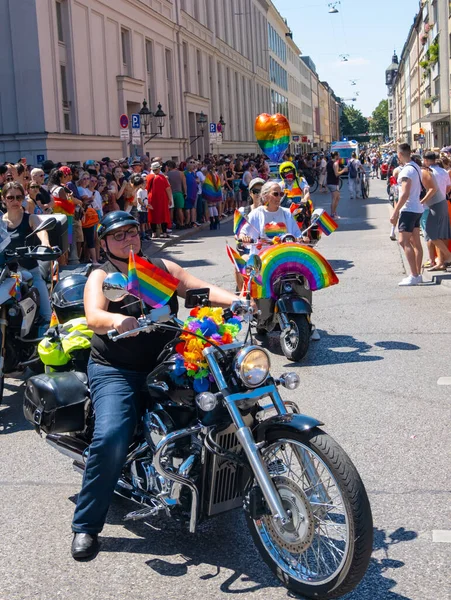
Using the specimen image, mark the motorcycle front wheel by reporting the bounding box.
[280,314,310,361]
[246,428,373,599]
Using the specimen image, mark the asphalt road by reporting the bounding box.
[1,179,450,600]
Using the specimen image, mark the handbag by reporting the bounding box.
[412,164,427,200]
[81,206,99,228]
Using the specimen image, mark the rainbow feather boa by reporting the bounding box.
[174,306,241,392]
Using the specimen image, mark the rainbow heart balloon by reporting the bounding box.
[255,113,291,163]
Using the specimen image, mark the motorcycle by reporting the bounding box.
[0,217,62,401]
[24,265,372,599]
[238,234,338,362]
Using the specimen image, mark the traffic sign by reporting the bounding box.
[132,132,141,144]
[209,123,217,133]
[120,129,130,141]
[216,132,223,145]
[217,122,222,133]
[36,154,45,163]
[131,114,141,130]
[120,114,129,129]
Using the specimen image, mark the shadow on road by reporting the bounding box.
[83,494,417,600]
[328,259,355,274]
[0,380,31,435]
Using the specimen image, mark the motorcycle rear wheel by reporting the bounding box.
[280,314,310,362]
[246,427,373,599]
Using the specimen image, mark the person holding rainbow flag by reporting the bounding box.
[202,163,222,230]
[70,210,240,560]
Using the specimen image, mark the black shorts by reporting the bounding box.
[398,211,422,233]
[138,211,148,225]
[83,225,95,249]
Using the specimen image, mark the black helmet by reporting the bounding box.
[51,274,87,324]
[97,211,139,240]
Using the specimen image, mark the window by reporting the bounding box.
[182,42,189,93]
[145,40,155,109]
[121,28,131,75]
[165,48,174,137]
[60,64,71,131]
[196,49,203,96]
[56,1,64,43]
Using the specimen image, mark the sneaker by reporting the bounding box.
[389,233,396,241]
[398,275,420,286]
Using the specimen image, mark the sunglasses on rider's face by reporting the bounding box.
[109,226,139,242]
[271,191,282,197]
[250,188,262,194]
[5,194,24,201]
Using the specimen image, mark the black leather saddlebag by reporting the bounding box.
[23,371,89,434]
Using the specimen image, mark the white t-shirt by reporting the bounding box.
[196,170,206,195]
[397,162,424,214]
[91,190,103,214]
[241,205,300,239]
[136,188,148,211]
[430,165,449,197]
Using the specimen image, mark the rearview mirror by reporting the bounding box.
[102,272,129,302]
[27,216,57,239]
[245,254,262,275]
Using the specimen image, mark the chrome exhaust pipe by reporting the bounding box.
[154,424,203,533]
[46,434,88,462]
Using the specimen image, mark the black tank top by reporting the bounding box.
[90,257,179,372]
[326,160,339,185]
[6,213,38,270]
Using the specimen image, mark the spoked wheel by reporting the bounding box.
[280,314,310,361]
[309,179,319,194]
[246,428,373,599]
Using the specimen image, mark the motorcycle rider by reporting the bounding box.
[1,182,52,322]
[71,211,239,559]
[278,161,311,207]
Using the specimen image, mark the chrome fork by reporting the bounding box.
[204,347,291,525]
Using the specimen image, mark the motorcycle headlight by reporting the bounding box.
[234,346,270,388]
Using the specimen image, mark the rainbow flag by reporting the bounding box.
[202,172,222,204]
[233,210,248,236]
[226,243,246,274]
[9,274,21,301]
[127,250,180,309]
[312,209,338,236]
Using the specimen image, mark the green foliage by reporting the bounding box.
[369,99,389,137]
[340,104,369,137]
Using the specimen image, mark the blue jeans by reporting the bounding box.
[72,360,148,534]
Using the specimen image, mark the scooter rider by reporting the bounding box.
[278,161,312,207]
[71,211,240,560]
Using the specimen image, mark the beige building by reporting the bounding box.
[0,0,341,164]
[393,0,450,149]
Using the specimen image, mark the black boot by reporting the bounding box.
[71,533,99,560]
[210,217,214,230]
[214,216,220,230]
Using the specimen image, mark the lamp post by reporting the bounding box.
[219,114,226,140]
[139,99,166,145]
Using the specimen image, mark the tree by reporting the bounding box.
[370,99,389,137]
[340,104,369,138]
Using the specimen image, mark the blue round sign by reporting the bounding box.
[120,114,129,129]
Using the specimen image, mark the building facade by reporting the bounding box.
[0,0,342,164]
[393,0,450,150]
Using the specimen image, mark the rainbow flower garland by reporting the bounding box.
[174,306,242,393]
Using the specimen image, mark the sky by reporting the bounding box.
[273,0,420,117]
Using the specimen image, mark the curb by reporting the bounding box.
[143,215,234,257]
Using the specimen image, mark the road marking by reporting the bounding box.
[437,377,451,386]
[432,530,451,543]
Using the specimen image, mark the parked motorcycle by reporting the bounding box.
[0,217,61,401]
[24,266,371,599]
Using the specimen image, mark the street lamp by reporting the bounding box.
[190,111,208,145]
[139,99,166,144]
[219,114,226,132]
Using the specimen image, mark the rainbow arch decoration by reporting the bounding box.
[258,243,339,298]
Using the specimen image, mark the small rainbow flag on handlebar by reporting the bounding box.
[226,243,246,274]
[233,210,247,236]
[312,209,338,236]
[127,250,180,308]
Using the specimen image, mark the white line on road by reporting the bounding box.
[437,377,451,385]
[432,530,451,543]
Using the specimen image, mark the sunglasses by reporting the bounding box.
[5,177,14,182]
[5,195,24,200]
[109,226,139,242]
[250,188,262,194]
[271,192,282,197]
[29,185,40,189]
